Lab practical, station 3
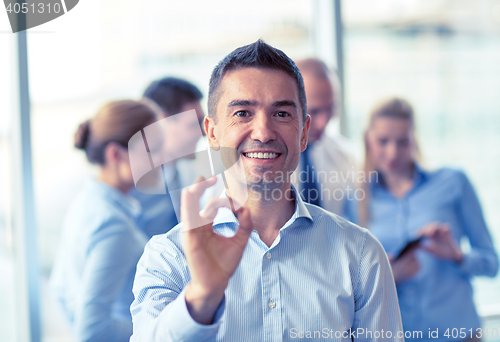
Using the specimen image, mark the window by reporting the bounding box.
[0,32,18,342]
[343,0,500,317]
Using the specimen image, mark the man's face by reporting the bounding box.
[205,67,310,187]
[302,74,335,144]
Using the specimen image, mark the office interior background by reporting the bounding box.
[1,0,500,341]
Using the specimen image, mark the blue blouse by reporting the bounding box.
[353,165,498,341]
[50,178,148,342]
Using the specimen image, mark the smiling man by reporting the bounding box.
[130,40,403,342]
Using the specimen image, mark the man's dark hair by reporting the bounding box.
[208,39,307,123]
[143,77,203,117]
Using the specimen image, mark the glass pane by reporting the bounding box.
[0,34,18,342]
[344,0,500,327]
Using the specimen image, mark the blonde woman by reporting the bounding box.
[50,100,160,342]
[353,98,498,342]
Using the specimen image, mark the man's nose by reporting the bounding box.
[250,113,276,143]
[387,142,398,159]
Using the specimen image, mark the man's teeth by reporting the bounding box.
[244,152,279,159]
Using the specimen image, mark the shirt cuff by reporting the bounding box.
[458,252,475,276]
[160,287,225,341]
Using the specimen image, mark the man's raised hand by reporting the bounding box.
[181,177,253,324]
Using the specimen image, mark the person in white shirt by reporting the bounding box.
[291,58,357,216]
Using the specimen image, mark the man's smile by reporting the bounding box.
[242,152,281,159]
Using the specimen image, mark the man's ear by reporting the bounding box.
[204,116,220,151]
[300,114,311,152]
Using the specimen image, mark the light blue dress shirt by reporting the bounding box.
[130,187,404,341]
[349,165,498,341]
[50,178,148,342]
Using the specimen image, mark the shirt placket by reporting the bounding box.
[261,247,283,342]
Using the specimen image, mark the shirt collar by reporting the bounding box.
[88,178,142,219]
[412,162,429,185]
[372,162,428,191]
[212,184,313,229]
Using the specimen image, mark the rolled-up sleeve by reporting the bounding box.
[352,231,404,341]
[457,171,499,277]
[130,235,225,342]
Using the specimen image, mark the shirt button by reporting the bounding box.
[268,300,276,309]
[266,252,272,260]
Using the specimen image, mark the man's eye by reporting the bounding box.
[378,138,388,146]
[397,139,410,148]
[235,111,249,118]
[276,111,290,118]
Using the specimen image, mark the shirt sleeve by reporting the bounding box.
[130,235,225,342]
[74,223,144,342]
[456,171,499,277]
[352,231,404,341]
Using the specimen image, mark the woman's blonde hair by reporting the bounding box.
[359,97,420,226]
[74,99,160,165]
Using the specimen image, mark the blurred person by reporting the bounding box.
[130,77,205,237]
[143,77,205,134]
[291,58,356,215]
[130,40,403,342]
[50,100,161,342]
[353,97,499,341]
